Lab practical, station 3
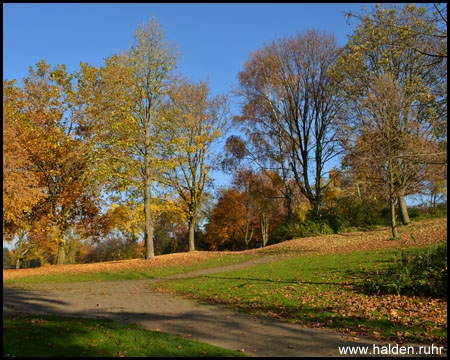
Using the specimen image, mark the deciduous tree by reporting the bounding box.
[161,80,228,251]
[205,188,250,251]
[333,4,447,236]
[6,61,106,264]
[235,29,341,218]
[87,18,179,259]
[3,80,46,240]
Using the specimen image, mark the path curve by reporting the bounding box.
[3,256,439,357]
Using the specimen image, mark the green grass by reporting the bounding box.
[149,244,447,345]
[4,254,257,288]
[3,314,248,357]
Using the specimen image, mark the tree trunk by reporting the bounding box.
[244,225,254,250]
[389,195,399,238]
[144,167,155,259]
[397,188,410,225]
[311,198,321,220]
[260,212,269,247]
[56,231,66,265]
[188,219,195,251]
[15,258,21,269]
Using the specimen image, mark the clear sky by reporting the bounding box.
[4,3,382,199]
[3,3,370,95]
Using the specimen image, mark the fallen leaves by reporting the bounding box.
[245,217,447,257]
[3,251,234,281]
[4,218,446,282]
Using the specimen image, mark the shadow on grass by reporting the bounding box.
[3,313,246,357]
[3,288,248,357]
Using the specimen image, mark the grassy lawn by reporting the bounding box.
[3,253,257,288]
[149,244,447,345]
[3,314,248,357]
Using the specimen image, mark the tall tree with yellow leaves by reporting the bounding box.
[161,80,228,251]
[85,18,179,259]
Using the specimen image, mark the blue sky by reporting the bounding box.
[4,3,369,95]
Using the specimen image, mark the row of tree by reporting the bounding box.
[4,18,228,264]
[224,3,446,241]
[3,4,447,265]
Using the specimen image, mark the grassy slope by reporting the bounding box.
[4,217,446,286]
[3,252,257,286]
[148,218,447,345]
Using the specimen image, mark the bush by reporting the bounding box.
[433,202,447,217]
[271,214,335,244]
[333,195,389,229]
[20,258,41,269]
[361,241,447,299]
[407,206,422,219]
[320,208,351,233]
[406,201,447,221]
[81,233,144,263]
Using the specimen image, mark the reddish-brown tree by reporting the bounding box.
[6,61,106,264]
[3,80,46,241]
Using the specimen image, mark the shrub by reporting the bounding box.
[407,201,447,221]
[333,195,389,229]
[81,233,144,263]
[320,208,351,233]
[361,241,447,299]
[270,214,335,244]
[433,202,447,217]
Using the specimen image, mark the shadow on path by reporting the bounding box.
[3,279,440,357]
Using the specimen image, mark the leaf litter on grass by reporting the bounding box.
[3,251,251,281]
[4,218,445,282]
[149,218,447,345]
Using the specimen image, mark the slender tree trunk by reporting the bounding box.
[356,183,362,200]
[387,158,399,239]
[260,212,269,247]
[15,258,21,269]
[244,223,254,250]
[389,195,399,238]
[397,188,410,225]
[144,197,155,259]
[188,219,195,251]
[56,231,66,265]
[144,155,155,259]
[430,192,436,208]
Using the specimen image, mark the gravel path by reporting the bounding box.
[3,256,440,357]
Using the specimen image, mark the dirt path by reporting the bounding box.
[3,256,440,357]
